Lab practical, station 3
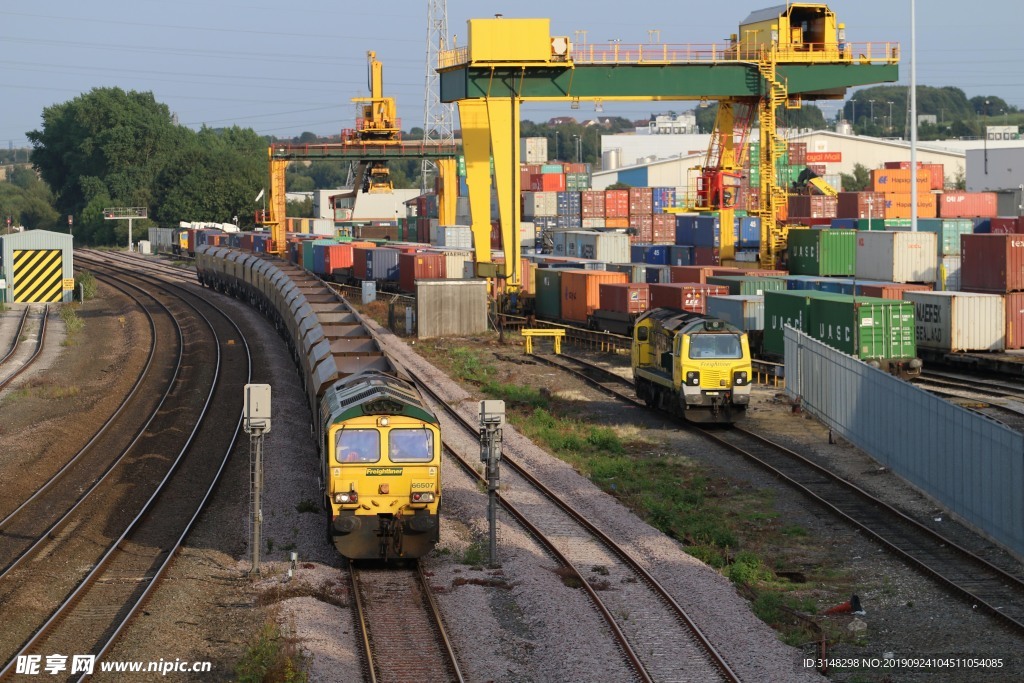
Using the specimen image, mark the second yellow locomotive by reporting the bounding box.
[632,308,753,424]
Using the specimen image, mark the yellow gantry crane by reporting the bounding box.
[437,4,898,280]
[260,51,458,253]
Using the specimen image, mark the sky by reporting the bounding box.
[2,1,1022,149]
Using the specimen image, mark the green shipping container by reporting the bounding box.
[534,269,563,321]
[303,238,337,272]
[914,218,973,255]
[763,290,916,362]
[706,275,788,296]
[787,229,856,276]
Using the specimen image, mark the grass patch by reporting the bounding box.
[458,542,486,568]
[235,621,308,683]
[59,304,84,335]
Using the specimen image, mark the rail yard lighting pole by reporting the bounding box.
[910,0,918,231]
[984,99,990,175]
[887,101,894,132]
[573,134,581,163]
[479,400,505,568]
[869,99,875,125]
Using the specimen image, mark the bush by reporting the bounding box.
[59,305,84,334]
[236,622,308,683]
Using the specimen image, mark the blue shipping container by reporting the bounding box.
[643,245,670,265]
[644,265,672,283]
[693,216,721,247]
[675,215,698,245]
[737,216,761,248]
[668,245,693,266]
[972,217,991,233]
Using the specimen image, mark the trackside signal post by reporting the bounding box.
[102,207,147,252]
[479,400,505,567]
[244,384,272,576]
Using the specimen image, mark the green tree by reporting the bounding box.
[839,162,871,192]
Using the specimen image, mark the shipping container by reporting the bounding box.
[882,193,938,219]
[858,282,933,300]
[534,269,563,320]
[883,161,944,190]
[434,225,473,249]
[599,282,650,314]
[629,214,654,243]
[573,231,630,263]
[675,214,698,245]
[736,216,761,248]
[670,265,716,283]
[911,218,974,255]
[559,269,628,323]
[764,290,918,363]
[705,275,788,296]
[529,173,566,192]
[836,192,887,219]
[364,247,400,281]
[605,190,630,218]
[903,291,1005,352]
[521,137,548,164]
[960,233,1024,293]
[580,190,606,218]
[648,283,729,313]
[628,187,653,214]
[667,245,694,266]
[693,246,721,266]
[989,217,1021,234]
[632,244,669,265]
[1006,292,1024,350]
[787,228,856,276]
[870,168,931,194]
[938,192,998,219]
[937,255,961,291]
[398,252,444,293]
[855,231,938,283]
[706,295,765,331]
[523,191,559,218]
[788,195,838,219]
[605,262,648,283]
[644,265,672,284]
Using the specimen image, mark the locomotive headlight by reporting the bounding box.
[334,492,359,504]
[733,370,748,385]
[686,371,700,386]
[411,492,435,503]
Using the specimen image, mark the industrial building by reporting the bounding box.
[0,230,75,303]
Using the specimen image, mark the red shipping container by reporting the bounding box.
[1006,292,1024,350]
[787,142,807,165]
[605,190,630,218]
[529,174,566,192]
[858,282,933,299]
[989,217,1020,234]
[788,195,837,219]
[883,161,944,190]
[352,247,373,279]
[520,165,532,190]
[648,283,729,313]
[670,266,716,283]
[560,269,628,323]
[628,187,653,214]
[564,163,588,174]
[630,213,653,235]
[938,192,998,219]
[324,244,354,273]
[708,267,745,277]
[398,252,444,293]
[581,190,606,218]
[599,283,650,314]
[693,246,720,266]
[630,221,653,244]
[652,214,676,242]
[836,192,887,219]
[490,220,502,250]
[960,234,1024,293]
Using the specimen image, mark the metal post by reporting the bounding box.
[479,400,505,568]
[250,428,264,575]
[128,217,134,252]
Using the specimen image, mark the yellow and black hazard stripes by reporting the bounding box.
[13,250,63,302]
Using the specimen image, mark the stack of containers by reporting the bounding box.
[605,189,630,229]
[529,163,566,192]
[960,233,1024,348]
[908,218,972,290]
[629,187,654,242]
[835,191,887,222]
[555,192,583,229]
[870,168,937,219]
[581,190,606,229]
[563,163,592,192]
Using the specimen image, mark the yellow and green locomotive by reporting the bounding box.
[632,308,753,424]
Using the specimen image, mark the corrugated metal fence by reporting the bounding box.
[784,326,1024,559]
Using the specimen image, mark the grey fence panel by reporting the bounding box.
[784,326,1024,559]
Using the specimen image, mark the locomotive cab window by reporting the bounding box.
[688,334,743,359]
[336,429,380,463]
[388,428,434,463]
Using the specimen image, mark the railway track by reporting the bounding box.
[0,254,252,679]
[912,370,1024,431]
[350,563,463,683]
[0,304,49,392]
[530,349,1024,635]
[361,352,740,679]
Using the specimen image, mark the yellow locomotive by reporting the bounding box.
[632,308,753,424]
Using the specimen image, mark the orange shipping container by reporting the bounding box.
[870,168,931,194]
[883,161,945,190]
[605,190,630,218]
[883,193,937,219]
[560,269,628,323]
[604,218,630,229]
[398,252,444,293]
[324,244,354,273]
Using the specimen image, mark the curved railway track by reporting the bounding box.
[0,304,49,392]
[0,253,252,679]
[529,349,1024,635]
[350,563,463,683]
[912,370,1024,430]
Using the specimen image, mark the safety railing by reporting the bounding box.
[439,41,899,68]
[270,142,459,160]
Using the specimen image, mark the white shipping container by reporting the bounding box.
[522,191,558,218]
[572,231,631,263]
[435,225,473,250]
[521,137,548,164]
[706,295,765,331]
[855,231,937,283]
[937,255,961,291]
[903,291,1005,352]
[434,249,472,279]
[428,218,440,245]
[581,218,606,229]
[520,222,537,251]
[311,218,334,235]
